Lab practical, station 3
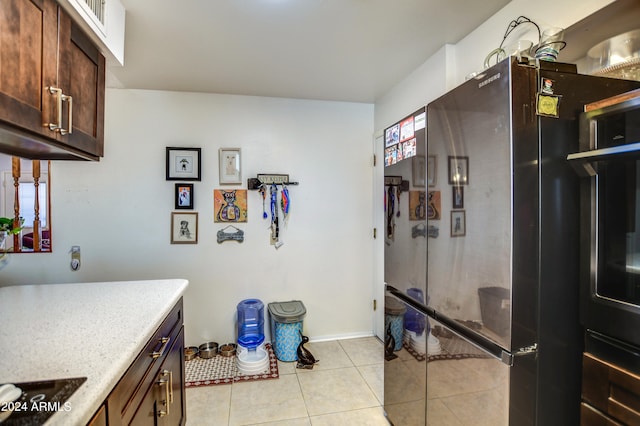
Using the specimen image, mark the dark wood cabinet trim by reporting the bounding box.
[105,299,185,426]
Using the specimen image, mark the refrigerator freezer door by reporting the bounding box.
[384,292,512,426]
[427,318,510,425]
[384,293,427,425]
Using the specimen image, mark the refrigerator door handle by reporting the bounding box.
[503,343,538,366]
[387,285,537,366]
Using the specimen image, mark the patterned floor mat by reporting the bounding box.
[185,343,279,387]
[402,335,491,363]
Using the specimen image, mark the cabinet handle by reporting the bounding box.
[157,373,171,417]
[156,378,169,417]
[163,369,174,404]
[46,87,63,132]
[60,94,72,135]
[45,87,73,135]
[150,336,171,359]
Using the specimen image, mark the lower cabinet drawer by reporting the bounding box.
[129,327,185,426]
[106,298,183,425]
[581,402,623,426]
[582,352,640,425]
[87,404,107,426]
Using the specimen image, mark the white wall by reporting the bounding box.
[374,45,451,133]
[0,89,374,346]
[374,0,617,132]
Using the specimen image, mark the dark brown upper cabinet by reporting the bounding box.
[0,0,105,161]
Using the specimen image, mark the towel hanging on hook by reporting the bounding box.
[281,183,290,220]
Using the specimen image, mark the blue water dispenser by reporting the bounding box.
[404,288,427,336]
[236,299,265,349]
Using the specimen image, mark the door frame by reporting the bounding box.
[372,131,385,340]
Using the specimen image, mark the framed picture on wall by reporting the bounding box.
[166,147,201,181]
[409,191,427,220]
[219,148,241,184]
[452,186,464,209]
[412,155,426,187]
[427,155,437,187]
[171,212,198,244]
[427,190,441,220]
[448,156,469,185]
[451,210,466,237]
[175,183,194,209]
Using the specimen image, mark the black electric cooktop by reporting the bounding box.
[0,377,86,425]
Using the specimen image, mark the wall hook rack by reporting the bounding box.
[248,174,299,190]
[384,176,409,191]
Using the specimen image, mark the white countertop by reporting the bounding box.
[0,278,189,425]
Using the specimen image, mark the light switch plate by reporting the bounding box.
[70,246,81,271]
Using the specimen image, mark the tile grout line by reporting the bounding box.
[355,363,384,407]
[293,366,313,424]
[341,337,384,408]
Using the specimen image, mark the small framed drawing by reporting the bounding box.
[166,147,201,181]
[427,155,437,187]
[451,210,466,237]
[452,186,464,209]
[448,156,469,185]
[412,155,426,187]
[175,183,194,209]
[219,148,241,184]
[171,212,198,244]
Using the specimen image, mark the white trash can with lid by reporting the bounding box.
[268,300,307,362]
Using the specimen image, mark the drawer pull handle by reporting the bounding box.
[164,369,174,403]
[157,376,170,417]
[150,336,170,359]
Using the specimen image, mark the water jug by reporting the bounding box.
[404,288,427,336]
[237,299,265,349]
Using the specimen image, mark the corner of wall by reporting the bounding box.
[444,44,459,92]
[374,45,450,133]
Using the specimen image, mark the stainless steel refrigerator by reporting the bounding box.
[383,57,640,425]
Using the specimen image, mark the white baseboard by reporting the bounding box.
[307,331,379,343]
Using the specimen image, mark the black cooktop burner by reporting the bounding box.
[0,377,86,425]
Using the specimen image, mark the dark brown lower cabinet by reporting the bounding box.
[87,298,186,425]
[129,328,185,425]
[87,404,107,426]
[581,352,640,426]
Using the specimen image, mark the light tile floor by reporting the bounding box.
[186,337,388,426]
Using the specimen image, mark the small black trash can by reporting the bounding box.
[478,287,510,336]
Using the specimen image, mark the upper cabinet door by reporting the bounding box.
[57,13,106,157]
[0,0,58,138]
[0,0,104,160]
